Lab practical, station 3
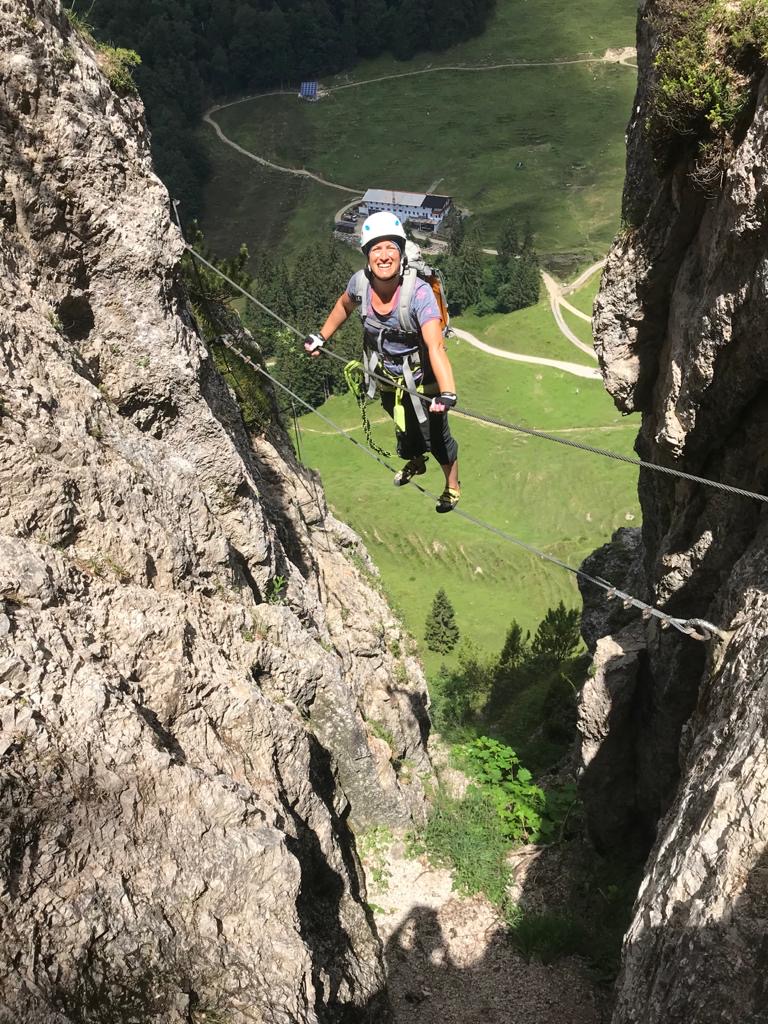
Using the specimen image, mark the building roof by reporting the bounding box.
[422,194,451,211]
[363,189,427,207]
[363,189,452,211]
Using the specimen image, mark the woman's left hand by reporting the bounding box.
[429,392,457,413]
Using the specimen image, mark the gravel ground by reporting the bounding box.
[363,840,609,1024]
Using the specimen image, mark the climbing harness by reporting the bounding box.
[183,245,768,508]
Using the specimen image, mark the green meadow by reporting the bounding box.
[204,60,635,269]
[199,0,637,269]
[453,295,592,363]
[330,0,637,71]
[568,268,603,314]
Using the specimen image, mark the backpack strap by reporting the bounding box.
[397,266,419,333]
[349,269,369,324]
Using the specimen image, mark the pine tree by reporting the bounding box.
[497,218,520,265]
[424,588,460,653]
[446,234,483,313]
[486,620,531,715]
[531,601,581,663]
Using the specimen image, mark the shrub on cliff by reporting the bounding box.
[648,0,768,187]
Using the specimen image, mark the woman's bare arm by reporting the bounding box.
[421,319,456,394]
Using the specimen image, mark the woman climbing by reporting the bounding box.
[304,210,460,513]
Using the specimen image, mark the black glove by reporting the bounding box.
[429,391,457,412]
[304,332,326,355]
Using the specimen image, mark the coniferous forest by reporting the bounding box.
[82,0,496,213]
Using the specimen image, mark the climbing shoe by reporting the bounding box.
[393,455,427,487]
[435,487,461,513]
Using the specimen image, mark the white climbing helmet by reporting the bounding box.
[360,210,407,254]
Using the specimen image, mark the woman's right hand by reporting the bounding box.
[304,332,325,357]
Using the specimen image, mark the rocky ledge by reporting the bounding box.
[0,2,431,1020]
[578,2,768,1021]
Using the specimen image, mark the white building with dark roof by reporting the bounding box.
[360,189,452,227]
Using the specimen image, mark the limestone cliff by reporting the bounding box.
[578,1,768,1021]
[0,2,432,1020]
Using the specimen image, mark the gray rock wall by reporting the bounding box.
[0,2,431,1019]
[578,2,768,1019]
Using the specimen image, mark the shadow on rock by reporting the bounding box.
[379,902,603,1024]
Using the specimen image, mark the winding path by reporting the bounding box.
[450,326,601,380]
[541,266,603,360]
[203,107,362,194]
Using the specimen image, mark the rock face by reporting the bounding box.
[579,2,768,1020]
[0,2,431,1020]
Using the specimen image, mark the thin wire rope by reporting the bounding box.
[216,333,716,642]
[184,245,768,506]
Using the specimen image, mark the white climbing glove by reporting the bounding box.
[304,332,326,356]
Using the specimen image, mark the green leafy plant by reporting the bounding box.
[454,736,545,843]
[357,826,393,890]
[265,575,287,604]
[99,45,141,94]
[64,5,141,95]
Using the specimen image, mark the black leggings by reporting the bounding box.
[380,389,459,465]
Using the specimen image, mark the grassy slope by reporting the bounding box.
[568,267,603,314]
[452,296,593,364]
[199,0,637,268]
[209,61,635,267]
[329,0,637,70]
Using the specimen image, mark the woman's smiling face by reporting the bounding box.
[368,240,402,280]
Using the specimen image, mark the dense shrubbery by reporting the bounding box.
[648,0,768,186]
[432,600,582,756]
[410,735,577,909]
[69,0,495,213]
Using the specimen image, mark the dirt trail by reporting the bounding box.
[450,327,601,380]
[203,107,361,193]
[363,839,607,1024]
[541,268,603,360]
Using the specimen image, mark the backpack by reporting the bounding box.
[349,240,451,427]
